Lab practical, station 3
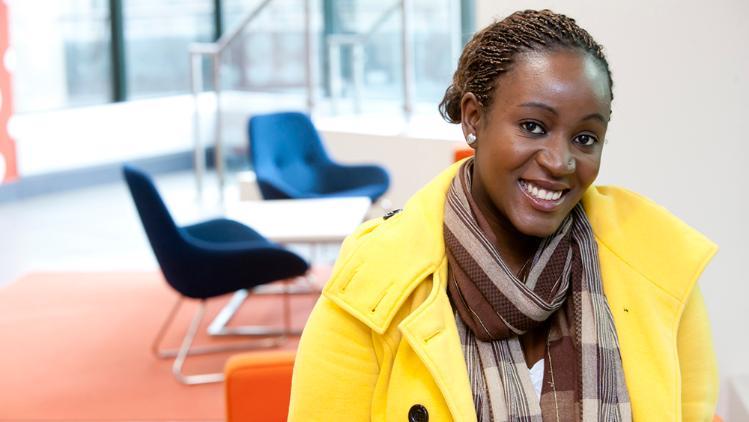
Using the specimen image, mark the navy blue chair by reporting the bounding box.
[249,111,390,202]
[123,165,309,385]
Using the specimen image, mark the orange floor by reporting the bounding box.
[0,271,321,421]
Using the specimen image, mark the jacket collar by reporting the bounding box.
[323,160,461,334]
[582,186,717,303]
[324,158,717,330]
[322,160,478,420]
[323,159,716,422]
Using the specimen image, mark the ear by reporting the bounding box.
[460,92,481,140]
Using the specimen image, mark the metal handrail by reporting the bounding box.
[188,0,274,56]
[326,0,413,116]
[400,0,414,117]
[326,1,401,55]
[366,1,401,40]
[189,0,314,200]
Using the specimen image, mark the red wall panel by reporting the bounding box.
[0,1,18,183]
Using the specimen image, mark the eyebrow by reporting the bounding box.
[519,102,608,124]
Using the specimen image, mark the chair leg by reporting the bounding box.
[151,296,258,359]
[152,296,271,359]
[283,281,291,337]
[172,301,224,384]
[208,276,320,338]
[171,300,283,385]
[152,296,184,358]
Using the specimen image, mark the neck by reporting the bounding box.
[470,171,540,274]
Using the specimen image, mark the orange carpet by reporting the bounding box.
[0,271,323,421]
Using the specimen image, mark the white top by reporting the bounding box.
[529,359,545,399]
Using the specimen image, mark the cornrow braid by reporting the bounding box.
[439,9,613,124]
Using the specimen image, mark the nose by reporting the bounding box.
[536,136,575,177]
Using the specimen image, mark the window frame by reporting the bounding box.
[18,0,474,107]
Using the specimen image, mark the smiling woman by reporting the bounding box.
[460,50,610,248]
[288,9,718,422]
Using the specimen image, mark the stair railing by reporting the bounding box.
[325,0,413,116]
[189,0,315,200]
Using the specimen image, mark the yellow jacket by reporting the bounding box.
[289,161,718,421]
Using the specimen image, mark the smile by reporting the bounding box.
[518,179,568,211]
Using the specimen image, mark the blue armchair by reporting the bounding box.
[123,165,309,384]
[249,111,390,202]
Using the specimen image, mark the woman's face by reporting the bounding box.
[462,49,611,238]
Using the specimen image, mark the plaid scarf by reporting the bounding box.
[444,160,631,422]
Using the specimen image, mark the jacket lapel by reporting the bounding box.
[399,258,478,422]
[324,161,462,333]
[324,162,476,420]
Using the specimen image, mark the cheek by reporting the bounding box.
[576,155,601,187]
[476,139,529,170]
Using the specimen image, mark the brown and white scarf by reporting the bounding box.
[444,160,631,422]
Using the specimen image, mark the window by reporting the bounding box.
[7,0,474,112]
[221,0,311,92]
[323,0,466,112]
[123,0,215,99]
[7,0,111,112]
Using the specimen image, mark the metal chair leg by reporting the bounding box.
[152,296,273,359]
[152,296,183,358]
[208,275,320,338]
[172,301,224,384]
[152,296,285,385]
[171,300,283,385]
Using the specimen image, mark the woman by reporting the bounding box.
[289,9,717,422]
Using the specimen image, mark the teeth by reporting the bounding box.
[521,180,564,201]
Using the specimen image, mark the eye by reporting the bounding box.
[520,121,546,135]
[574,134,599,146]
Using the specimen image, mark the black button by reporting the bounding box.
[408,404,428,422]
[383,209,402,220]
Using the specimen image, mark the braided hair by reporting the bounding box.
[439,9,613,124]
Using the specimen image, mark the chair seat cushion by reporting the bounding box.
[183,218,266,244]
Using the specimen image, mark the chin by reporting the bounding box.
[514,215,565,238]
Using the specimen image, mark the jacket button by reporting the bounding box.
[408,404,428,422]
[383,209,402,220]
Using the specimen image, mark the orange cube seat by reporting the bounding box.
[225,350,296,422]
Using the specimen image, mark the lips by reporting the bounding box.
[518,179,569,211]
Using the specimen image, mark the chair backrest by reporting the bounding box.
[249,111,331,199]
[122,165,186,287]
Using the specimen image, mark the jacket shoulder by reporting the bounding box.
[322,204,444,334]
[583,186,717,303]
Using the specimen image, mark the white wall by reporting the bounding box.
[475,0,749,417]
[322,128,459,208]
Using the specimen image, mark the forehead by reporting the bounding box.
[491,50,611,114]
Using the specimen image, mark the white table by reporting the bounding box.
[208,196,373,337]
[223,196,372,244]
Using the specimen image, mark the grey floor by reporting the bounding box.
[0,170,296,287]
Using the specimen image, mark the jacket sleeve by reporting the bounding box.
[288,294,380,421]
[678,285,719,421]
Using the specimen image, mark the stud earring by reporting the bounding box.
[466,133,477,147]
